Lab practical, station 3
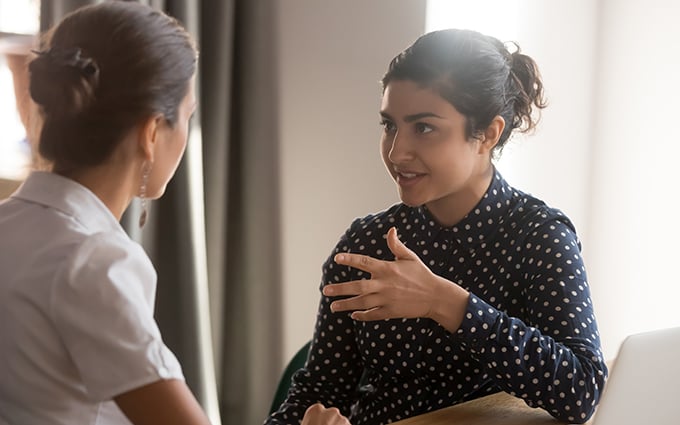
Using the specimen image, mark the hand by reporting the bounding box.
[301,403,351,425]
[322,227,469,329]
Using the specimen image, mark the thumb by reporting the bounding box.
[386,227,414,260]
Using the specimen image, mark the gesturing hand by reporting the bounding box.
[301,403,351,425]
[322,227,469,331]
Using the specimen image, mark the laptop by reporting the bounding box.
[591,326,680,425]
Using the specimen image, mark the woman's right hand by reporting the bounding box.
[301,403,351,425]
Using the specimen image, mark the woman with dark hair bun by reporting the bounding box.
[266,29,607,425]
[0,2,210,425]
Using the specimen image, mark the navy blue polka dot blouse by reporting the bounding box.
[266,170,608,425]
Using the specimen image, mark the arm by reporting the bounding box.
[452,217,607,423]
[266,227,363,425]
[52,233,210,422]
[324,221,607,423]
[115,379,210,425]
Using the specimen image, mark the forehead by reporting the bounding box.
[380,80,462,118]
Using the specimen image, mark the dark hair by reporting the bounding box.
[381,29,546,156]
[28,1,198,171]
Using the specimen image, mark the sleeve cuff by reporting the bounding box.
[455,293,503,353]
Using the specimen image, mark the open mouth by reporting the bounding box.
[399,172,419,179]
[395,171,425,186]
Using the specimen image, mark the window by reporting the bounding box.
[426,0,519,40]
[0,0,40,182]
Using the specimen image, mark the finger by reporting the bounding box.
[301,403,326,425]
[386,227,414,260]
[334,252,384,274]
[322,407,350,425]
[323,279,373,297]
[330,293,381,313]
[350,306,390,322]
[302,403,351,425]
[304,403,326,415]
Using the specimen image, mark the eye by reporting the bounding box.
[415,122,434,134]
[380,119,396,133]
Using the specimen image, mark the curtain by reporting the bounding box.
[40,1,283,424]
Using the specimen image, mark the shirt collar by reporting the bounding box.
[11,171,125,235]
[417,169,515,248]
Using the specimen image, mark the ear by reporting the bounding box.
[138,114,164,162]
[477,115,505,154]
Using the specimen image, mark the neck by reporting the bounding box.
[56,161,142,221]
[426,163,495,227]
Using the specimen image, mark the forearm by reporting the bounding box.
[115,379,210,425]
[427,274,469,333]
[456,294,607,423]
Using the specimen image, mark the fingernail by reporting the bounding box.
[335,254,345,262]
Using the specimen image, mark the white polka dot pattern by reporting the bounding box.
[265,171,607,425]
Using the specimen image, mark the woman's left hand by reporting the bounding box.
[323,227,469,329]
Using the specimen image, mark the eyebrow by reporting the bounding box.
[379,111,445,122]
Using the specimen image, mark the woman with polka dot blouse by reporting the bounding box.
[266,29,608,425]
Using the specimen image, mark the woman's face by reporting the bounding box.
[379,80,494,225]
[147,80,197,199]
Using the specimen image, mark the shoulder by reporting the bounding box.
[48,231,181,401]
[504,183,577,231]
[322,203,413,268]
[67,231,151,273]
[502,188,581,250]
[485,171,579,238]
[345,203,415,238]
[51,231,155,316]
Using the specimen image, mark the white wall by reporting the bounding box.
[277,1,426,362]
[587,0,680,359]
[425,0,599,243]
[494,1,599,239]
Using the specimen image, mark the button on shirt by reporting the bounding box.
[0,172,184,425]
[267,170,608,425]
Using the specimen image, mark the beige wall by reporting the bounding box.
[277,1,426,362]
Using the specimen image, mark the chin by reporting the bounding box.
[397,192,427,208]
[150,185,168,200]
[400,199,423,208]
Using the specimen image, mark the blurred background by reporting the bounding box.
[1,0,678,424]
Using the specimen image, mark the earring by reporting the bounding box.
[139,163,151,228]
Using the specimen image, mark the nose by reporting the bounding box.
[386,130,414,163]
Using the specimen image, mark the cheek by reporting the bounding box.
[437,146,478,179]
[148,128,189,198]
[171,125,189,160]
[176,133,188,158]
[380,137,392,162]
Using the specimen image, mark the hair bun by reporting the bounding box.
[35,47,99,75]
[29,46,100,118]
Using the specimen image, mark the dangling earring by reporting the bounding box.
[139,162,152,228]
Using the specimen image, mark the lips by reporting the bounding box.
[394,170,425,186]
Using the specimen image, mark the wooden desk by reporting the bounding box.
[0,177,21,200]
[390,391,590,425]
